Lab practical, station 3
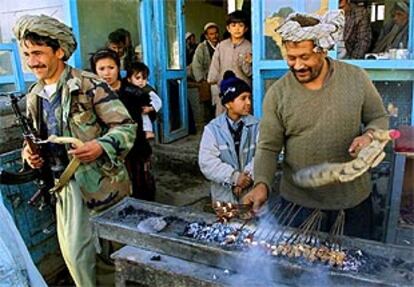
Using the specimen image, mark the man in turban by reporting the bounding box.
[242,10,388,239]
[13,14,136,286]
[373,0,409,52]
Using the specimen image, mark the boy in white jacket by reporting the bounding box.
[199,71,259,203]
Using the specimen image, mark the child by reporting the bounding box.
[199,71,259,204]
[127,62,162,139]
[207,10,252,116]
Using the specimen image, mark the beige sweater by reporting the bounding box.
[254,59,388,210]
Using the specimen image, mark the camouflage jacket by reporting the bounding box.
[26,66,136,210]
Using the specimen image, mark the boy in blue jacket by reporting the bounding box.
[199,70,259,203]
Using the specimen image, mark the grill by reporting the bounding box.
[91,198,414,286]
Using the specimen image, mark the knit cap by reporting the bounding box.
[220,70,251,105]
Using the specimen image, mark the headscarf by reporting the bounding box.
[13,14,77,61]
[220,70,251,105]
[275,10,344,52]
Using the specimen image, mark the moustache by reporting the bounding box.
[290,68,311,74]
[290,67,311,74]
[29,65,46,69]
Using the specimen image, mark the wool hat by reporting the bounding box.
[220,70,251,105]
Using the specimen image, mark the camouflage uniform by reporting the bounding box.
[26,65,136,286]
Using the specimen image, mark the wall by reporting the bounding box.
[185,1,227,43]
[76,0,140,69]
[0,0,66,43]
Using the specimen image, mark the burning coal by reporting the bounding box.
[183,200,372,272]
[183,220,370,271]
[184,222,252,246]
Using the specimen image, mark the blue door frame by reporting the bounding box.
[153,0,189,143]
[0,1,80,93]
[252,0,414,125]
[68,0,188,143]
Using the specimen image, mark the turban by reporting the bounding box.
[276,10,344,52]
[203,22,219,32]
[394,0,409,13]
[220,70,251,105]
[13,15,77,61]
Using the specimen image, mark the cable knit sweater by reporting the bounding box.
[254,59,388,210]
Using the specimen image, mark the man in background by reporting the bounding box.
[338,0,372,59]
[191,22,220,123]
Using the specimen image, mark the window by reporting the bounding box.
[263,0,325,60]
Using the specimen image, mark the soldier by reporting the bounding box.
[13,15,136,286]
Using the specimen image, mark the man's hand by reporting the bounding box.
[348,131,374,157]
[22,145,44,169]
[68,139,103,163]
[236,171,253,189]
[242,183,268,214]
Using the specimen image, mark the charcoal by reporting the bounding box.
[403,262,414,271]
[391,258,405,267]
[183,221,377,273]
[183,221,253,247]
[151,255,162,261]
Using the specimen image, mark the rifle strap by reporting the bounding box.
[45,136,85,193]
[49,158,80,193]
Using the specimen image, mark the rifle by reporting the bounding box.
[0,92,54,210]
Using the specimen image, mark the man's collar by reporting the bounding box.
[206,40,218,49]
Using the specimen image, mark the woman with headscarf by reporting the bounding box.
[90,48,155,201]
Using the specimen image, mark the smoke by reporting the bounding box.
[216,200,334,286]
[224,203,285,286]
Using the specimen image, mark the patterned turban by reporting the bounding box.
[13,14,77,61]
[275,10,344,52]
[394,0,409,14]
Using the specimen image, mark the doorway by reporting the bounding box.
[184,0,252,131]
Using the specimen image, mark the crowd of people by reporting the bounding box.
[1,1,405,285]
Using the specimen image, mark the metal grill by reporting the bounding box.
[91,198,414,286]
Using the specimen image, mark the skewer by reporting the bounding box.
[271,205,303,243]
[259,202,297,242]
[286,209,322,245]
[328,210,345,250]
[249,201,282,239]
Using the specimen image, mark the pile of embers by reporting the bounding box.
[183,201,365,271]
[212,201,253,222]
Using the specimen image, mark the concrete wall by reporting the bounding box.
[0,0,66,43]
[185,1,227,43]
[76,0,140,69]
